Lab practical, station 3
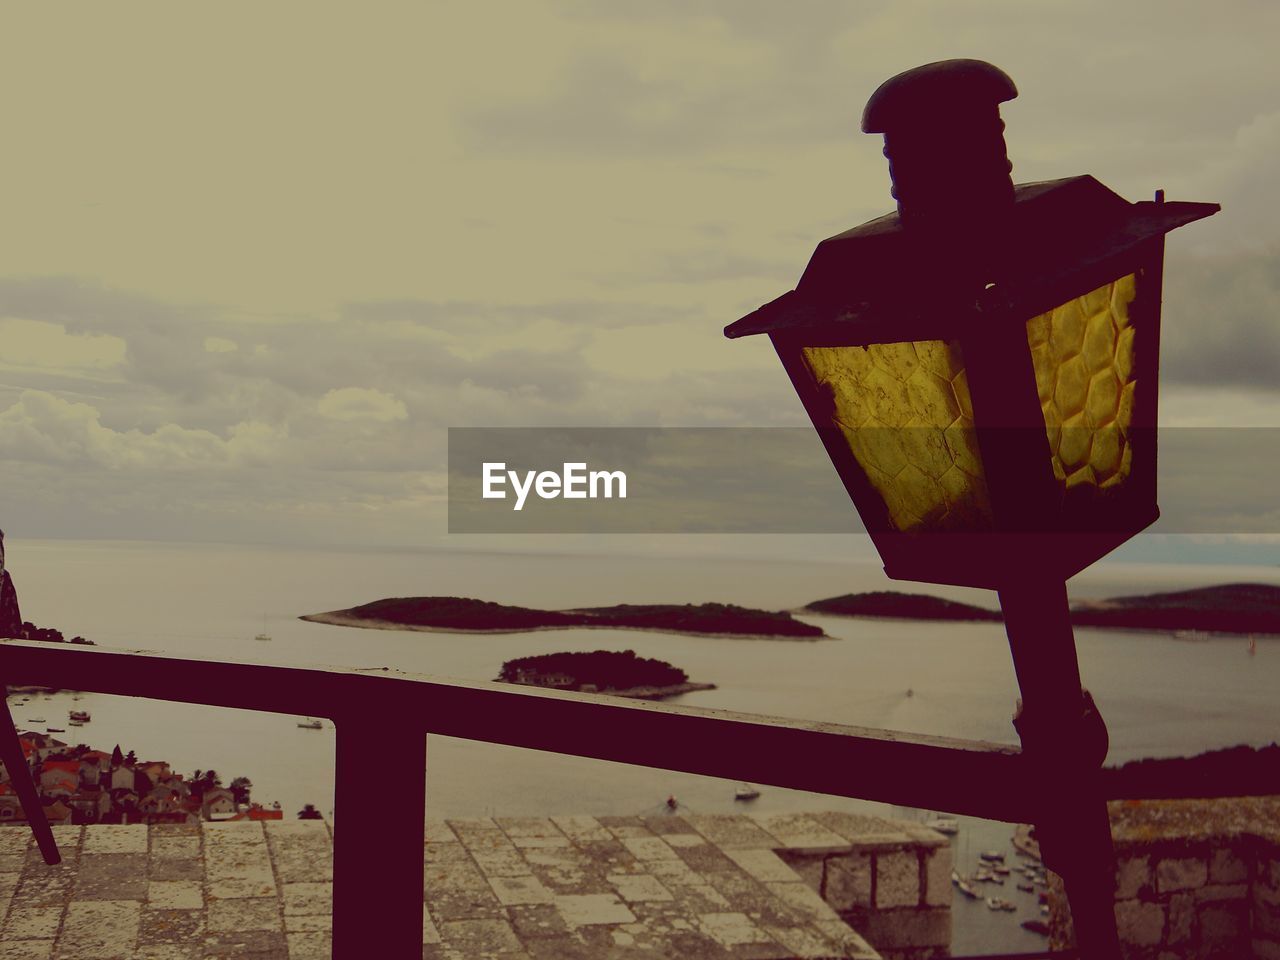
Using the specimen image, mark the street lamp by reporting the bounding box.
[725,60,1217,958]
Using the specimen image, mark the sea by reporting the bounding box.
[7,538,1280,955]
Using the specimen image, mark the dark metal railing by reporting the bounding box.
[0,638,1039,956]
[0,639,1265,958]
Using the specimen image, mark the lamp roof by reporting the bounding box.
[724,176,1218,341]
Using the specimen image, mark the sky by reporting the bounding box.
[0,1,1278,555]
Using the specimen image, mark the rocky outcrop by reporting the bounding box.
[0,570,21,638]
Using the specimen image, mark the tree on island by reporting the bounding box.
[297,803,323,820]
[229,776,253,806]
[189,770,221,799]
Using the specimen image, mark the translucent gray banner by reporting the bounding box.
[448,427,1280,534]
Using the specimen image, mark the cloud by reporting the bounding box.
[0,390,283,471]
[0,318,126,376]
[1161,249,1280,390]
[317,387,409,423]
[342,298,701,331]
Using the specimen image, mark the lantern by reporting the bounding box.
[725,60,1217,590]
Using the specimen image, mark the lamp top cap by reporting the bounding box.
[862,59,1017,134]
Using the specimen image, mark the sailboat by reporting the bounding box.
[254,614,271,642]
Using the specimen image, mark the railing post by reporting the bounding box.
[331,720,426,958]
[0,682,59,864]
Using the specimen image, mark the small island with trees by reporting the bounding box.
[496,649,714,700]
[302,596,826,639]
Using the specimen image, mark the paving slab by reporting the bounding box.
[0,815,907,958]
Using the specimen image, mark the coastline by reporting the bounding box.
[798,609,1280,638]
[540,680,718,700]
[300,610,830,641]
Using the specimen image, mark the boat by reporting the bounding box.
[27,718,44,724]
[993,864,1010,875]
[734,783,760,801]
[69,710,90,723]
[925,816,959,835]
[45,727,64,733]
[980,850,1005,862]
[296,717,323,729]
[255,632,272,642]
[1017,881,1035,893]
[666,795,678,811]
[1022,919,1050,936]
[1173,629,1210,640]
[985,896,1016,911]
[951,871,979,899]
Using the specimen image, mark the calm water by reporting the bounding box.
[8,539,1280,954]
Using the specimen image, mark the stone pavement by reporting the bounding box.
[0,812,949,959]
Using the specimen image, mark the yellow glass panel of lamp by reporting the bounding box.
[802,340,993,533]
[1026,274,1138,496]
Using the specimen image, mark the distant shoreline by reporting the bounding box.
[801,584,1280,636]
[571,681,717,700]
[300,608,829,641]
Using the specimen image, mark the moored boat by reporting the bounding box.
[951,871,979,899]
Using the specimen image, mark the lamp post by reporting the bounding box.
[726,60,1217,957]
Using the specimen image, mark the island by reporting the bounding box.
[802,583,1280,635]
[302,597,827,639]
[1070,583,1280,635]
[497,649,715,700]
[1104,743,1280,799]
[802,591,1002,622]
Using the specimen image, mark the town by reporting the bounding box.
[0,717,283,826]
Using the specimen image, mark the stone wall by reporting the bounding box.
[771,812,952,960]
[1049,796,1280,959]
